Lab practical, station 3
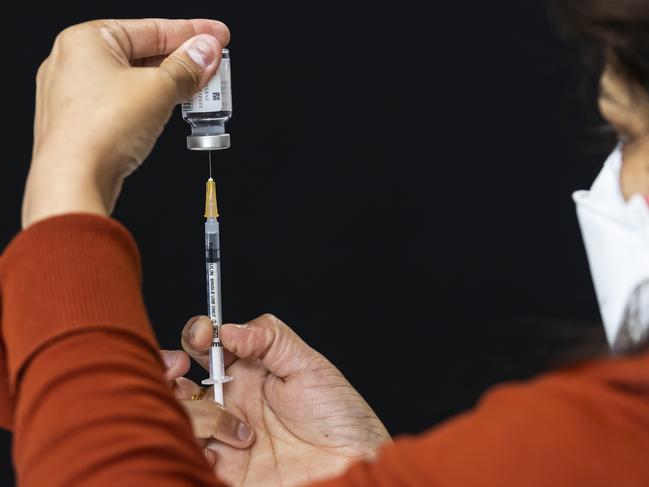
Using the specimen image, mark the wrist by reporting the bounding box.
[22,155,111,229]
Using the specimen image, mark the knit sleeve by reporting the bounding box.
[0,214,221,486]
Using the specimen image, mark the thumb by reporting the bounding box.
[221,314,327,380]
[159,33,222,102]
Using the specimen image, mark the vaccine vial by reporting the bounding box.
[182,48,232,150]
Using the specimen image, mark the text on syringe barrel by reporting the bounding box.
[205,221,223,333]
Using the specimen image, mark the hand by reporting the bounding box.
[23,18,230,228]
[181,314,391,487]
[159,349,255,465]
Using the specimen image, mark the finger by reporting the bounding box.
[204,448,217,467]
[220,314,323,380]
[34,58,49,152]
[158,33,223,102]
[173,377,201,400]
[181,316,236,371]
[181,316,212,370]
[101,18,230,60]
[159,350,191,382]
[134,54,166,68]
[180,400,254,448]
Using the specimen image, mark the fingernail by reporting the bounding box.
[160,350,176,369]
[190,320,200,340]
[203,448,216,466]
[186,35,218,68]
[237,422,253,442]
[235,324,249,329]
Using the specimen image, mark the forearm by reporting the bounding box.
[14,330,220,486]
[310,356,649,487]
[0,215,220,486]
[0,345,13,430]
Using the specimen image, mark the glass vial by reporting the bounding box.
[182,48,232,150]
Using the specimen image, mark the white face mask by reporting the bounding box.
[573,145,649,352]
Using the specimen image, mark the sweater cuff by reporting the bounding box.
[0,214,158,391]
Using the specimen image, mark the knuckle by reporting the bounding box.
[260,313,280,327]
[91,19,116,29]
[244,329,257,356]
[151,19,168,55]
[54,23,85,47]
[54,26,73,44]
[260,313,289,334]
[171,55,201,91]
[209,405,225,433]
[159,58,200,100]
[94,20,132,59]
[88,19,122,37]
[36,58,49,82]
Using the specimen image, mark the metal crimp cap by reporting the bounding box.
[187,133,231,151]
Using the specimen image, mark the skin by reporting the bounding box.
[159,349,256,456]
[30,17,649,487]
[24,18,390,486]
[25,15,258,456]
[24,18,230,227]
[173,315,390,486]
[598,64,649,200]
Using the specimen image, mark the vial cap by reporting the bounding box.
[187,134,231,151]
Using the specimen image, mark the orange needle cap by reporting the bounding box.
[204,178,219,218]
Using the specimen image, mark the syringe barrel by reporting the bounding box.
[205,218,222,328]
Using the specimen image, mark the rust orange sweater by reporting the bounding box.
[2,214,649,486]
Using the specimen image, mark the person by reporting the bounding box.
[2,3,649,485]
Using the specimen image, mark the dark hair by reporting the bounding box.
[546,1,649,362]
[551,0,649,95]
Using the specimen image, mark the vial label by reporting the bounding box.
[182,58,231,113]
[219,58,232,112]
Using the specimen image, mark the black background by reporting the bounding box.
[1,1,610,484]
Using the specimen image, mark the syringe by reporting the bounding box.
[201,176,232,404]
